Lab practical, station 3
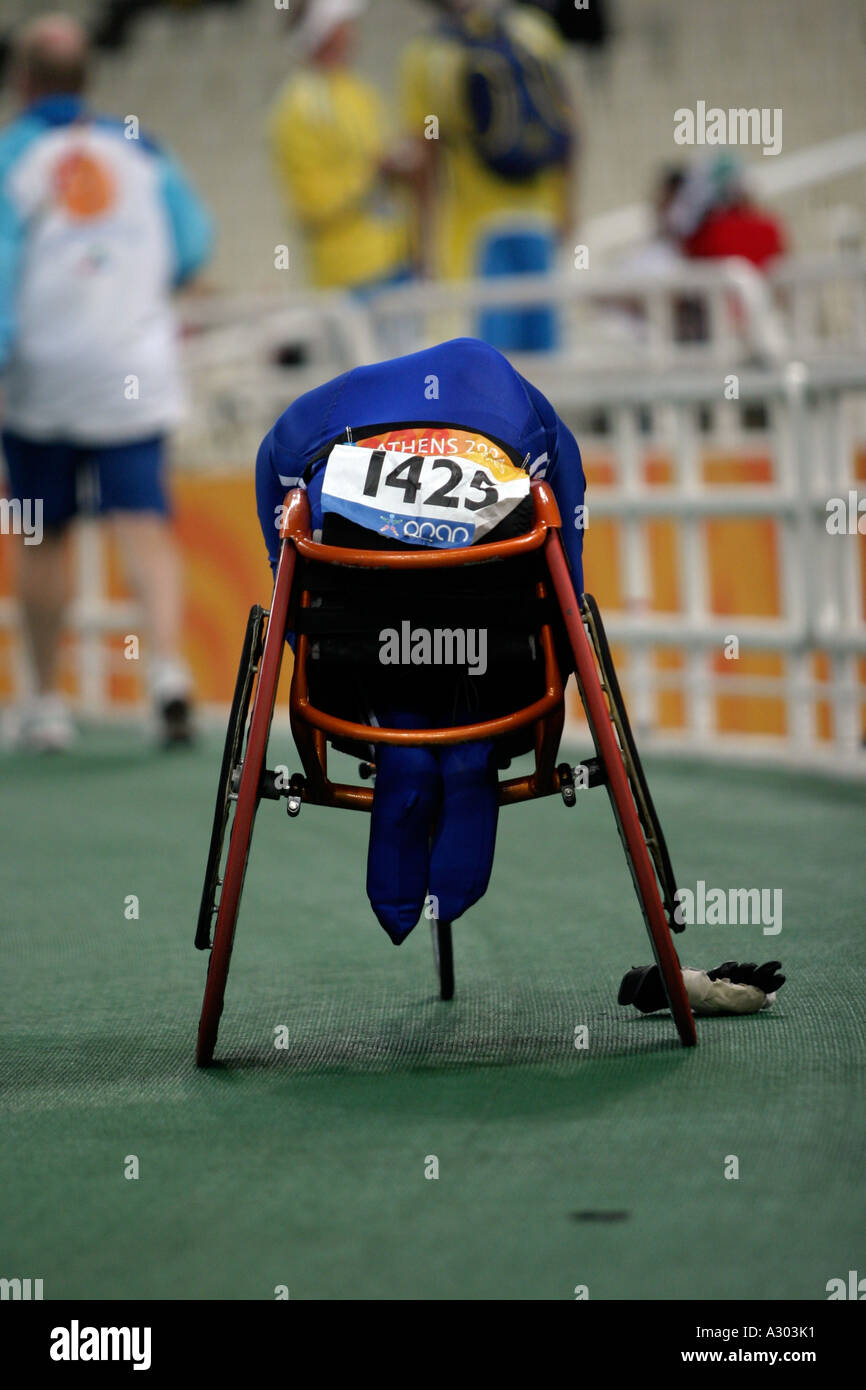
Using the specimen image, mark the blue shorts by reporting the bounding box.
[476,228,559,352]
[2,431,170,529]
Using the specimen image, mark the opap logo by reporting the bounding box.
[401,518,473,547]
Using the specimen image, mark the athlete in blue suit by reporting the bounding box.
[256,338,586,943]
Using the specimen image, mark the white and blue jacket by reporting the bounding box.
[0,96,213,444]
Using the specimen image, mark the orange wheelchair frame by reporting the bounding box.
[194,480,696,1065]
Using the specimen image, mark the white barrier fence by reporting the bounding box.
[173,256,866,473]
[553,361,866,773]
[2,259,864,771]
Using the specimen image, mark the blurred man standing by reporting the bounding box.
[401,0,576,351]
[269,0,412,295]
[0,13,212,749]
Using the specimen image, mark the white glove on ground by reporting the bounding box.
[682,967,776,1016]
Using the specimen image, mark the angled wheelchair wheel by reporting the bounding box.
[546,546,696,1047]
[196,547,296,1067]
[195,604,266,953]
[580,593,680,934]
[431,920,454,1000]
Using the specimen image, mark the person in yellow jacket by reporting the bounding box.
[401,0,578,350]
[269,0,412,294]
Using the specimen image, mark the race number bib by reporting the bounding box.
[320,444,529,548]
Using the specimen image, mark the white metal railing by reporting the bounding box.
[3,264,864,771]
[768,254,866,357]
[170,257,866,478]
[174,289,377,470]
[558,359,866,773]
[171,260,792,475]
[365,259,790,370]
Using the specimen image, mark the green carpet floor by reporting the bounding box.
[1,726,864,1300]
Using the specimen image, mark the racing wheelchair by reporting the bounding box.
[194,480,696,1065]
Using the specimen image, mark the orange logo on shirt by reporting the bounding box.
[53,149,116,219]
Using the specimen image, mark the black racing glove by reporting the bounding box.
[706,961,785,994]
[617,964,667,1014]
[618,960,787,1015]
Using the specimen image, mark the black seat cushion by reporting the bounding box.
[292,533,568,761]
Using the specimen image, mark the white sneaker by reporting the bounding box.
[16,695,77,752]
[149,658,192,707]
[149,659,195,747]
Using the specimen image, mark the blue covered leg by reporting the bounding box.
[428,738,499,922]
[366,710,442,944]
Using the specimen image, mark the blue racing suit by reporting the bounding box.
[256,338,585,943]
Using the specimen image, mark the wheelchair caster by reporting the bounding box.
[285,772,305,815]
[557,762,576,807]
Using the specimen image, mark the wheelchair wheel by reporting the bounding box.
[431,920,455,1000]
[196,548,296,1066]
[546,551,696,1047]
[195,604,266,952]
[580,594,680,934]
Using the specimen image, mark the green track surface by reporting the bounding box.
[1,726,864,1301]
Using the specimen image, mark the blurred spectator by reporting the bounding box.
[667,155,787,271]
[0,13,213,750]
[608,165,707,345]
[621,165,686,277]
[402,0,577,351]
[269,0,412,295]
